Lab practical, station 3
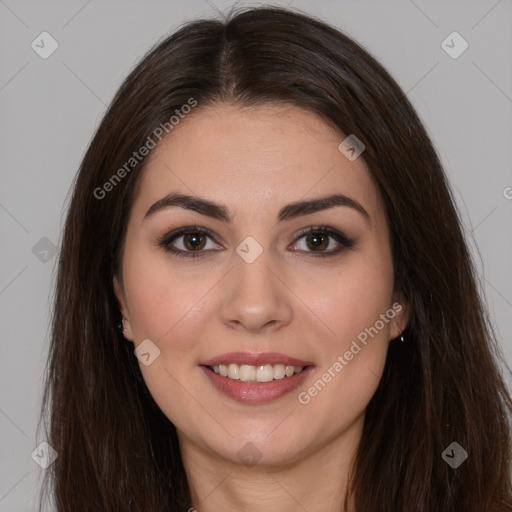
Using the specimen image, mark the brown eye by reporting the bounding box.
[304,232,329,252]
[182,232,207,251]
[291,226,356,257]
[158,226,221,258]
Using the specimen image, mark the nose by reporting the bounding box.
[218,246,293,333]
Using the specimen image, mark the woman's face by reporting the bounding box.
[114,103,408,468]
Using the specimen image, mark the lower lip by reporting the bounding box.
[201,366,314,404]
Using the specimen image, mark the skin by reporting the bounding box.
[113,103,409,512]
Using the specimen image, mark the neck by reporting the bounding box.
[179,415,363,512]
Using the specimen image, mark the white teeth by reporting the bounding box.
[239,364,256,382]
[210,363,305,382]
[273,364,286,379]
[227,364,240,380]
[256,364,274,382]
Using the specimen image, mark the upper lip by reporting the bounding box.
[201,351,314,367]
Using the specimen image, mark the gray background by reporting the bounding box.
[1,0,511,509]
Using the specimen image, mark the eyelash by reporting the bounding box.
[157,224,356,259]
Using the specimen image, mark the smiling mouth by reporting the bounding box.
[205,363,309,383]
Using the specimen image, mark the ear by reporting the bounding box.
[113,274,134,342]
[390,289,410,340]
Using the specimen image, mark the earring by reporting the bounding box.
[118,316,129,334]
[397,329,405,343]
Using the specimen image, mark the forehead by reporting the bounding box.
[131,103,381,223]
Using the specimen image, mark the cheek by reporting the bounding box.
[121,251,214,429]
[121,244,221,413]
[299,246,394,411]
[307,250,394,348]
[123,244,204,341]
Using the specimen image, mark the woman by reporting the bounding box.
[37,5,512,511]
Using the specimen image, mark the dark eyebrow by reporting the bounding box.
[143,192,370,224]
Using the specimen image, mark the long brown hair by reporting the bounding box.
[38,5,512,511]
